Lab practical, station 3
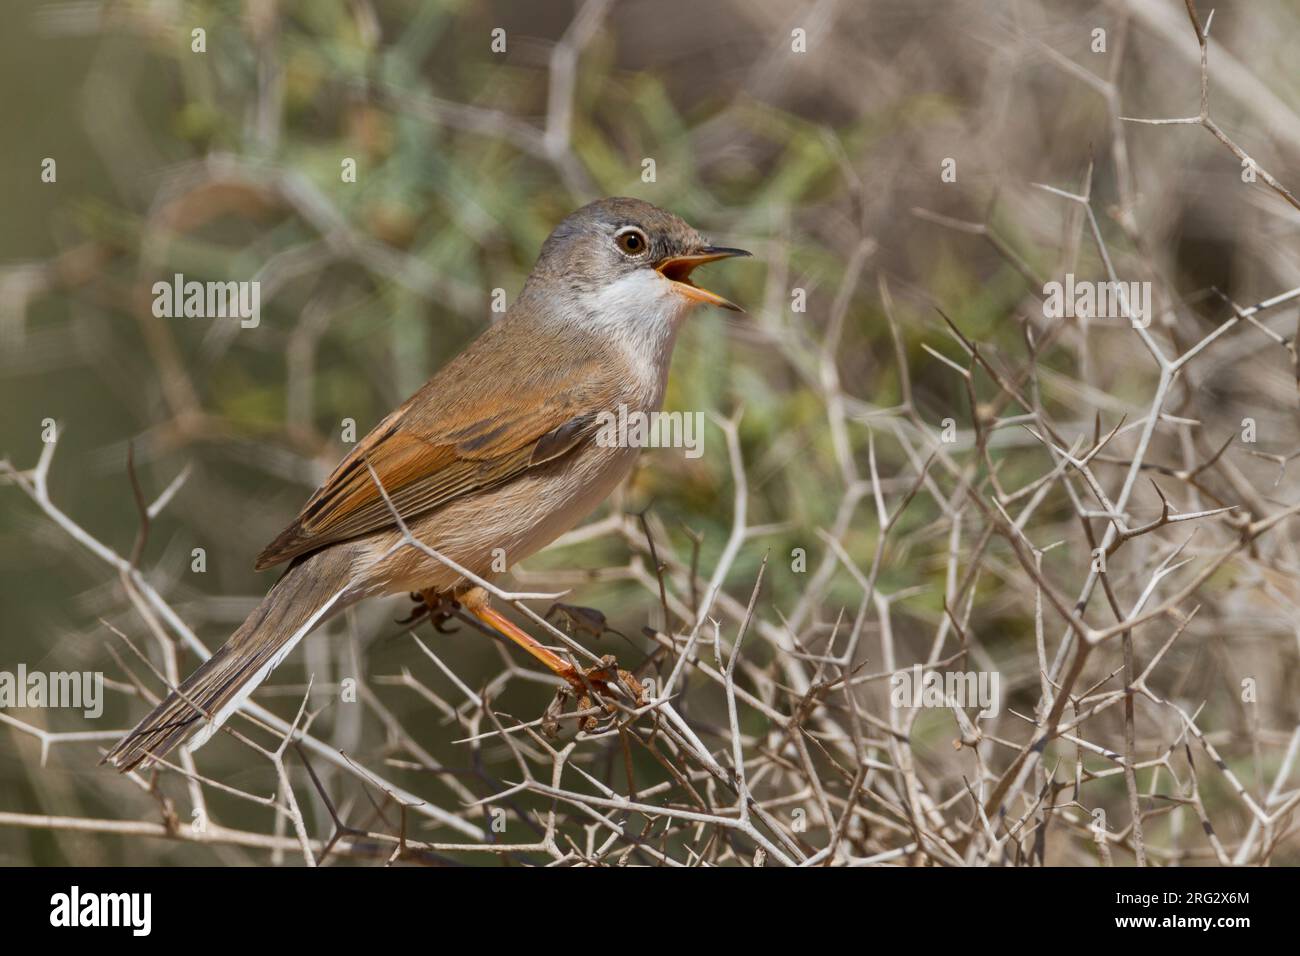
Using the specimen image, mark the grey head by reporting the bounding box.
[521,197,750,313]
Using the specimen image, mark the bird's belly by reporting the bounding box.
[352,441,640,596]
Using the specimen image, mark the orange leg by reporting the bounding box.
[452,588,645,705]
[469,600,584,688]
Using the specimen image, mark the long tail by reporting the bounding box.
[104,550,350,772]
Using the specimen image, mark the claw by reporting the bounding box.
[396,591,459,632]
[575,654,648,731]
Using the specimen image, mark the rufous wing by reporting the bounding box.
[255,330,625,570]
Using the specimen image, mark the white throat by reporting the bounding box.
[574,270,694,402]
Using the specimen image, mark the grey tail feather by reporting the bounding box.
[104,551,346,773]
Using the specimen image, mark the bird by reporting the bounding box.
[105,197,749,772]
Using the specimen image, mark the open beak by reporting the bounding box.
[655,246,751,312]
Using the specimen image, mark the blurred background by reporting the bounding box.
[1,0,1298,865]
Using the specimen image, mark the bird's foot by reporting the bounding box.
[542,656,647,736]
[580,654,646,702]
[575,655,647,731]
[396,590,459,632]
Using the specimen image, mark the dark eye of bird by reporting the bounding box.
[616,230,646,255]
